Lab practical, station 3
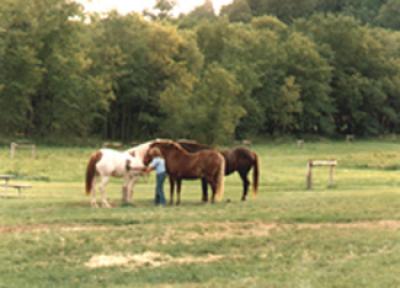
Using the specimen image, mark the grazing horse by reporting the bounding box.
[177,140,260,201]
[143,140,225,205]
[85,149,146,208]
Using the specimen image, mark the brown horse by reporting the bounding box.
[143,140,225,205]
[177,140,260,201]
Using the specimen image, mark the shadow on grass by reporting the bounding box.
[67,198,229,209]
[81,218,142,226]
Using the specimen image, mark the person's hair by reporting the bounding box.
[149,147,162,157]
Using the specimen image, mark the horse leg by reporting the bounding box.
[127,176,138,203]
[169,177,175,206]
[201,178,208,203]
[91,177,98,208]
[210,181,217,204]
[122,176,130,204]
[239,170,250,201]
[100,176,111,208]
[176,179,182,206]
[205,176,217,204]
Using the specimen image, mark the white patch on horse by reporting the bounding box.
[86,149,145,207]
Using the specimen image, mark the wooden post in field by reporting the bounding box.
[10,142,36,159]
[306,161,313,190]
[297,139,304,148]
[329,165,335,187]
[306,160,337,190]
[31,145,36,158]
[10,143,16,159]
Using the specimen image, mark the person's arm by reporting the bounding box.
[130,167,148,172]
[144,166,153,173]
[145,158,158,173]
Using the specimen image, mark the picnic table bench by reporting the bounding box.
[0,174,32,197]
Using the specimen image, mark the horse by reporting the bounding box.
[121,140,155,199]
[85,148,147,208]
[177,140,260,201]
[143,140,225,205]
[125,141,155,163]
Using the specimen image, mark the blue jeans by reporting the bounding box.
[155,172,166,206]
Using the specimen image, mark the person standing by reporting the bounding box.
[146,148,167,206]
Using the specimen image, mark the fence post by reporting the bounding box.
[10,143,17,159]
[329,165,335,187]
[32,145,36,158]
[306,160,337,190]
[306,160,313,190]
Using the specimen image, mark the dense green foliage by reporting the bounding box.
[1,0,400,143]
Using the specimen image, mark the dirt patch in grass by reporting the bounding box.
[292,220,400,230]
[0,224,119,234]
[170,220,400,244]
[85,251,225,269]
[1,220,399,238]
[176,222,278,244]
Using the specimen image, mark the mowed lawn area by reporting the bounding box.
[1,140,400,287]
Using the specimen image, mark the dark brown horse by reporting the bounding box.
[143,140,225,205]
[177,140,260,201]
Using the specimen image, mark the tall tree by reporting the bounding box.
[91,13,203,140]
[377,0,400,29]
[220,0,253,23]
[144,0,177,21]
[178,0,216,29]
[0,0,42,134]
[296,14,400,135]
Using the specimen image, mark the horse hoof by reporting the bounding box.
[91,202,99,208]
[101,202,112,208]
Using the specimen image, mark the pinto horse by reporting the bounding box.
[125,141,154,163]
[85,146,149,208]
[143,140,225,205]
[177,140,260,201]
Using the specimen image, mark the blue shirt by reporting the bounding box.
[149,157,166,175]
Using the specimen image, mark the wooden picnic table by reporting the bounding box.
[0,174,31,197]
[0,174,15,185]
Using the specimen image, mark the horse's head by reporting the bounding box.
[143,146,164,165]
[143,150,153,166]
[126,140,155,160]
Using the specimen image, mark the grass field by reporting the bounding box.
[1,140,400,287]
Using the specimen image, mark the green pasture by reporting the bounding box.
[1,140,400,287]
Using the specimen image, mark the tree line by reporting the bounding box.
[1,0,400,144]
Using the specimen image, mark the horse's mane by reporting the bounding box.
[126,140,153,153]
[177,140,211,150]
[152,139,189,154]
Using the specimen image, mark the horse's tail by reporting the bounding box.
[85,151,102,195]
[216,153,225,201]
[252,152,260,197]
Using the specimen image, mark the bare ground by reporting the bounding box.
[85,251,226,269]
[1,220,399,237]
